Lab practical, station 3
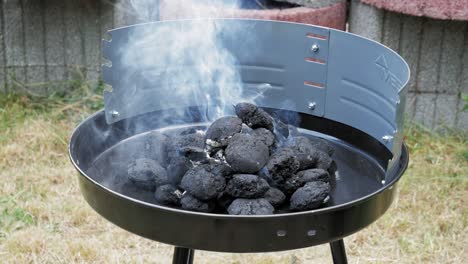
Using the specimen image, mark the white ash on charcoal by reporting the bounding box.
[127,158,168,191]
[167,130,208,162]
[225,133,270,173]
[225,174,270,199]
[290,181,330,211]
[234,102,274,131]
[205,116,243,147]
[180,166,226,201]
[263,187,286,208]
[227,198,275,215]
[154,184,183,205]
[180,194,215,213]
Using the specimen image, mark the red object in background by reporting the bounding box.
[361,0,468,21]
[159,1,347,30]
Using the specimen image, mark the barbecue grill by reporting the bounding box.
[69,19,410,264]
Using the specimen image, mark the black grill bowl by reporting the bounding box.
[69,108,408,253]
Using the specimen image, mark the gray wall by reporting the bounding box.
[0,0,145,96]
[349,0,468,130]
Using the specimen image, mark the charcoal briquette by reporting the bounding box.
[166,156,192,186]
[309,136,335,156]
[264,148,300,185]
[168,133,206,160]
[180,194,215,213]
[205,116,242,146]
[180,166,226,201]
[154,184,181,205]
[225,133,269,173]
[216,191,235,210]
[144,131,169,164]
[290,181,330,211]
[314,150,333,170]
[282,168,330,195]
[234,102,274,131]
[251,128,275,149]
[263,187,286,207]
[227,198,274,215]
[225,174,270,198]
[127,158,168,191]
[297,168,330,183]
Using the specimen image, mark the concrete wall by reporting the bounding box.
[349,0,468,130]
[0,0,145,96]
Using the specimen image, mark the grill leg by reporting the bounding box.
[172,247,195,264]
[330,239,348,264]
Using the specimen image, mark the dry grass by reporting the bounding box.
[0,93,466,263]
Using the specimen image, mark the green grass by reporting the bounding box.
[0,86,466,263]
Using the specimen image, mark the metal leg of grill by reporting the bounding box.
[330,239,348,264]
[172,247,195,264]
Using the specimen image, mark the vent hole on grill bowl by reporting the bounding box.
[306,32,327,40]
[276,230,287,237]
[304,81,325,88]
[307,230,317,237]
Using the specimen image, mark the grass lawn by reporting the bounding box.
[0,89,466,263]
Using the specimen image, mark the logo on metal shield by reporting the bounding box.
[375,55,403,92]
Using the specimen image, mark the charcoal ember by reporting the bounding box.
[168,133,206,160]
[205,116,243,147]
[309,136,335,156]
[287,136,316,154]
[127,158,168,191]
[290,181,330,211]
[180,166,226,201]
[241,123,253,134]
[216,192,235,210]
[263,187,286,207]
[166,156,192,186]
[180,147,209,163]
[282,169,330,195]
[234,102,274,131]
[227,198,274,215]
[297,168,330,183]
[225,133,269,173]
[181,194,215,213]
[296,153,316,170]
[207,162,233,179]
[144,132,169,164]
[288,136,333,170]
[226,174,270,198]
[251,128,275,149]
[264,148,300,185]
[314,150,333,170]
[154,184,182,205]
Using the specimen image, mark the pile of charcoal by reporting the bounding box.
[127,102,336,215]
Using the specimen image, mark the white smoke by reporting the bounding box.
[116,0,260,123]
